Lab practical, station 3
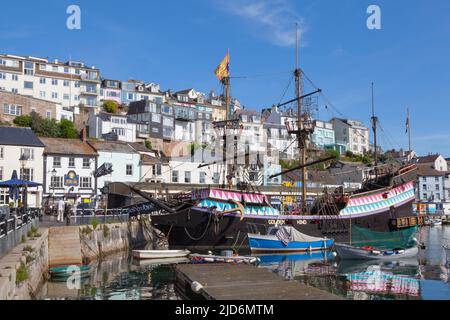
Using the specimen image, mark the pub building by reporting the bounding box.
[40,131,98,209]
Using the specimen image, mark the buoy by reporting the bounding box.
[191,281,204,293]
[331,251,337,257]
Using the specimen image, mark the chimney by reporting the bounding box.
[80,127,87,142]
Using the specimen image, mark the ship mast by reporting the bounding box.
[294,24,307,214]
[371,82,378,178]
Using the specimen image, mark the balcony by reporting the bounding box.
[137,131,150,139]
[81,74,100,82]
[175,110,196,122]
[80,87,99,95]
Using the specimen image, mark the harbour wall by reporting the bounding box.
[0,217,161,300]
[0,228,48,300]
[79,217,163,262]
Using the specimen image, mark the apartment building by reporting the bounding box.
[100,79,122,104]
[311,120,336,151]
[121,80,164,105]
[331,118,370,155]
[0,54,101,108]
[0,90,73,122]
[88,111,137,143]
[262,105,297,160]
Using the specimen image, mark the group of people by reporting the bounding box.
[46,197,81,223]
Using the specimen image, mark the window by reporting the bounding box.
[0,73,5,79]
[53,156,61,167]
[3,104,22,116]
[185,171,191,183]
[52,65,58,72]
[436,184,440,191]
[200,172,206,184]
[46,111,51,119]
[172,170,179,183]
[152,114,161,123]
[50,176,63,188]
[40,77,46,84]
[11,88,18,93]
[24,61,34,75]
[162,105,172,114]
[63,80,69,87]
[112,128,125,136]
[63,94,70,100]
[0,147,3,159]
[40,91,46,98]
[51,79,58,86]
[127,93,134,100]
[74,81,80,88]
[83,158,90,168]
[0,167,2,180]
[12,74,18,81]
[163,117,173,127]
[20,148,34,160]
[422,184,427,191]
[152,127,159,133]
[20,168,33,181]
[435,177,439,182]
[213,172,220,184]
[80,177,92,188]
[146,103,157,113]
[52,92,58,99]
[126,164,133,176]
[64,67,69,73]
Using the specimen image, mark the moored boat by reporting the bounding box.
[132,249,190,260]
[334,243,419,261]
[190,253,259,265]
[248,226,333,253]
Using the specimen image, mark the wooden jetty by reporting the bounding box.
[48,226,82,267]
[175,264,342,300]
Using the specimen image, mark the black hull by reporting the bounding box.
[151,198,416,250]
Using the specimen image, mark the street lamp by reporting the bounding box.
[19,154,29,212]
[51,168,57,206]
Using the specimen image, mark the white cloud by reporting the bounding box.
[219,0,306,47]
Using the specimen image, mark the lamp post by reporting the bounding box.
[19,154,28,213]
[51,168,57,207]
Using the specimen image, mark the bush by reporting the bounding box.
[103,224,110,238]
[59,119,79,139]
[102,100,119,114]
[22,245,33,252]
[326,149,340,160]
[91,217,100,230]
[16,263,28,283]
[13,115,32,127]
[145,139,152,150]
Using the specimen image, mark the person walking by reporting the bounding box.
[57,198,65,223]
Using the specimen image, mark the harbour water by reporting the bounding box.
[40,225,449,300]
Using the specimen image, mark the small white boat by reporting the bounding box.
[335,243,419,261]
[132,249,190,260]
[190,253,259,264]
[431,219,442,226]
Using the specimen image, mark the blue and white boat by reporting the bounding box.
[248,226,334,253]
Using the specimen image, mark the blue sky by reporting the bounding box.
[1,0,450,156]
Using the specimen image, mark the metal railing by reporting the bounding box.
[0,209,40,239]
[61,208,130,226]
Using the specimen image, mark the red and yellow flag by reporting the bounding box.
[214,51,230,82]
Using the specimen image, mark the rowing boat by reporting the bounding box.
[335,243,419,260]
[132,249,191,260]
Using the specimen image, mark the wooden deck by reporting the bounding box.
[175,264,342,300]
[48,226,82,267]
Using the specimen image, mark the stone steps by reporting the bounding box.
[48,226,82,267]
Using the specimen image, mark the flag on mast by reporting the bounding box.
[214,51,230,82]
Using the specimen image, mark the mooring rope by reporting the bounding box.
[184,211,213,241]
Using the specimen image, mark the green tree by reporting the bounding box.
[59,119,78,139]
[145,139,152,150]
[13,115,32,127]
[102,100,119,114]
[326,149,340,160]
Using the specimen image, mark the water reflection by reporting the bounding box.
[44,253,181,300]
[258,226,450,300]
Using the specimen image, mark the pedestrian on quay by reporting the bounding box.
[57,198,65,223]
